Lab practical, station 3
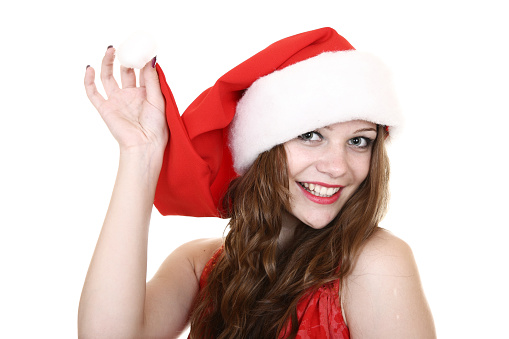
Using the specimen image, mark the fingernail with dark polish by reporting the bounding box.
[86,65,90,70]
[107,45,113,50]
[151,56,157,68]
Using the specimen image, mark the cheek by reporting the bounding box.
[351,155,371,183]
[284,145,306,178]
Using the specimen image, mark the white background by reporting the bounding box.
[1,0,508,338]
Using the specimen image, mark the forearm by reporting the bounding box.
[78,146,164,338]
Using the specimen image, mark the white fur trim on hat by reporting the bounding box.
[229,50,403,174]
[117,32,157,69]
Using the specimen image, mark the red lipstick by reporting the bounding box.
[297,182,343,205]
[304,181,343,188]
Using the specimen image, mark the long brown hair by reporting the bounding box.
[189,125,390,338]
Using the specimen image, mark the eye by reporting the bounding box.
[348,136,373,148]
[298,131,323,141]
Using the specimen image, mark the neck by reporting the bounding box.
[278,211,300,249]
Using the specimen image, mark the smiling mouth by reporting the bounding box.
[299,182,342,198]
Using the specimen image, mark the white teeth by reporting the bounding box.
[299,182,341,197]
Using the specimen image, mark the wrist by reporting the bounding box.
[119,144,165,179]
[119,143,165,161]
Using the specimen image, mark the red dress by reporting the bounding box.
[195,250,350,339]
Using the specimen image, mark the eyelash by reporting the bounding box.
[298,131,323,141]
[298,132,374,149]
[348,136,374,148]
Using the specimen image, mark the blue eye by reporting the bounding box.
[348,137,373,148]
[298,131,323,141]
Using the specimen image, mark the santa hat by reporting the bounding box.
[118,27,402,217]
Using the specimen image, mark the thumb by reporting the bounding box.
[140,57,165,112]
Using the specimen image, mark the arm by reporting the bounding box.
[78,47,209,338]
[342,229,436,339]
[143,237,223,337]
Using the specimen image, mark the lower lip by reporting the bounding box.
[297,183,342,205]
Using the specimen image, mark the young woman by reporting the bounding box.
[78,28,436,338]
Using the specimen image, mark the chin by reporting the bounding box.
[301,214,337,230]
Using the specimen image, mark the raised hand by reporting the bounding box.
[79,48,169,339]
[84,47,168,154]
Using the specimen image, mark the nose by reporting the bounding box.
[315,144,348,178]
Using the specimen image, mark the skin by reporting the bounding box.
[342,229,436,338]
[283,121,377,231]
[79,47,194,338]
[284,124,436,337]
[78,48,435,338]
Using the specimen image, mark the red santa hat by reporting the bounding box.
[118,27,402,217]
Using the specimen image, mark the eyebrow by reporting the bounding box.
[322,126,377,133]
[353,127,377,134]
[320,126,378,135]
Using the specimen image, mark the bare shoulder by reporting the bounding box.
[142,238,223,337]
[342,229,436,338]
[155,237,223,282]
[351,228,416,275]
[174,237,224,280]
[148,237,223,292]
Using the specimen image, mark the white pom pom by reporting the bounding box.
[117,32,157,69]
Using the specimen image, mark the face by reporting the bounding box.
[283,120,377,230]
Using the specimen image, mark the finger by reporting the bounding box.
[84,66,106,110]
[139,65,146,88]
[100,46,120,96]
[139,56,156,88]
[120,65,136,88]
[140,57,165,111]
